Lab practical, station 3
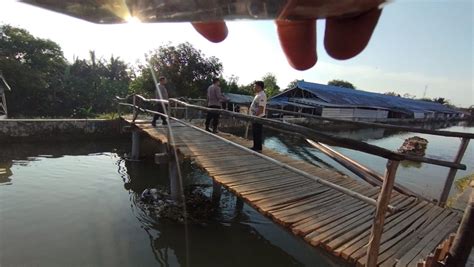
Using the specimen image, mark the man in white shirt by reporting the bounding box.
[249,81,267,151]
[152,76,169,127]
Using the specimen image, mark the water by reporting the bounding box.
[1,122,472,266]
[0,140,343,267]
[262,121,474,202]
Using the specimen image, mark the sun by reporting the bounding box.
[125,16,141,24]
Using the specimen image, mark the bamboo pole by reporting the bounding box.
[438,138,470,206]
[444,181,474,266]
[366,160,400,267]
[266,107,474,139]
[118,98,466,170]
[168,99,466,169]
[307,139,382,187]
[132,95,138,122]
[307,139,425,200]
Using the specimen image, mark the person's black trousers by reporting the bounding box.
[152,104,167,125]
[205,105,221,130]
[252,122,263,151]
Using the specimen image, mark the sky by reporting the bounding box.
[0,0,473,107]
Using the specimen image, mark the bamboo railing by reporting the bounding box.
[267,107,472,206]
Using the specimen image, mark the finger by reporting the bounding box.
[276,20,317,71]
[324,8,382,60]
[191,21,228,43]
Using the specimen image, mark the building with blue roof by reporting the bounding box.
[268,81,463,121]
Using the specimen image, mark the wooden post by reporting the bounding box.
[168,151,183,203]
[212,180,222,205]
[1,92,7,118]
[185,105,188,121]
[235,197,244,214]
[444,182,474,266]
[366,160,400,267]
[131,130,140,160]
[439,138,470,206]
[132,95,138,122]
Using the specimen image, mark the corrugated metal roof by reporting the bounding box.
[271,81,459,114]
[269,98,315,108]
[223,93,253,104]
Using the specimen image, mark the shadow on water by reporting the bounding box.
[119,158,346,267]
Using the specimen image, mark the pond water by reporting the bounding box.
[262,121,474,203]
[0,140,344,267]
[1,121,472,266]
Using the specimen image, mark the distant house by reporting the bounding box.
[0,72,11,119]
[223,93,253,113]
[268,81,462,121]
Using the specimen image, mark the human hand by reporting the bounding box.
[191,1,382,71]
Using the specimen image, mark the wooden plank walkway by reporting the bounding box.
[127,119,461,267]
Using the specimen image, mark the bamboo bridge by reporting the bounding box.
[117,95,473,267]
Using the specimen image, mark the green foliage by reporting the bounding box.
[286,79,299,91]
[419,97,451,106]
[433,97,449,105]
[384,91,400,96]
[403,93,416,99]
[64,52,131,116]
[220,75,252,95]
[134,42,223,98]
[262,73,280,97]
[328,79,356,89]
[455,173,474,192]
[0,24,67,116]
[0,24,132,117]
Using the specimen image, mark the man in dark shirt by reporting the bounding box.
[205,78,228,133]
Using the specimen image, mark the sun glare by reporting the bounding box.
[126,16,141,24]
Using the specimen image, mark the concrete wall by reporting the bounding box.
[0,119,123,143]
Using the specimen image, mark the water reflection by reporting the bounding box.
[0,139,129,186]
[0,161,12,185]
[119,158,344,267]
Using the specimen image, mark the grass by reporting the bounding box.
[447,173,474,208]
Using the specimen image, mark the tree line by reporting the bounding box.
[1,24,295,118]
[4,24,444,118]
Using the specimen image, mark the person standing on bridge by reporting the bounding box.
[151,76,169,127]
[250,81,267,152]
[205,78,228,133]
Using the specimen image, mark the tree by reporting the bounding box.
[64,52,131,116]
[419,97,451,106]
[0,24,132,117]
[286,79,299,91]
[133,42,223,98]
[262,73,280,97]
[328,79,356,89]
[384,92,400,97]
[403,93,416,99]
[433,97,449,105]
[0,24,67,116]
[220,75,252,95]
